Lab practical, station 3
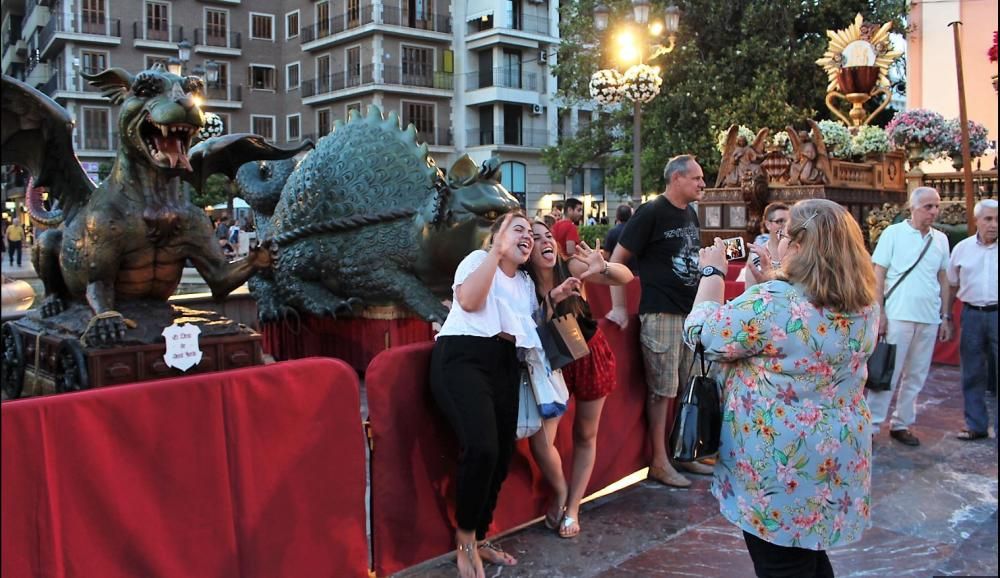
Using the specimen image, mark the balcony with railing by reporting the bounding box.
[40,69,106,96]
[39,14,122,57]
[382,65,453,90]
[204,83,243,103]
[415,127,453,146]
[466,13,550,36]
[75,130,118,152]
[193,28,241,50]
[300,6,375,43]
[466,67,537,91]
[301,65,376,97]
[380,7,451,34]
[133,22,185,44]
[466,127,549,148]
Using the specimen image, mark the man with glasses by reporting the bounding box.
[607,154,711,486]
[867,187,952,447]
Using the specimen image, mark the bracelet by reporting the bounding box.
[941,314,952,321]
[601,261,610,276]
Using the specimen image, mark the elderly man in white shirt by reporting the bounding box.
[868,187,952,447]
[946,198,998,442]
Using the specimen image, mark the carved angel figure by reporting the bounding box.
[786,120,832,186]
[716,126,770,188]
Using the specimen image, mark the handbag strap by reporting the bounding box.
[687,342,713,378]
[884,233,933,304]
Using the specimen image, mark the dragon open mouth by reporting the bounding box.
[139,113,196,171]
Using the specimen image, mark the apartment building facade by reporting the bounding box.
[2,0,613,220]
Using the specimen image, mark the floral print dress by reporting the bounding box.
[683,280,878,550]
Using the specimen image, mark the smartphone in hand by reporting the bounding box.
[722,237,747,261]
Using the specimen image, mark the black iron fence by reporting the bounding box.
[382,65,453,89]
[300,6,375,43]
[40,14,121,53]
[466,67,537,91]
[466,128,549,147]
[132,21,184,43]
[301,65,376,97]
[380,7,451,33]
[194,28,241,49]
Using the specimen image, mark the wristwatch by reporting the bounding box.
[700,265,725,279]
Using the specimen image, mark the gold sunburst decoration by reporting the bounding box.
[815,13,902,93]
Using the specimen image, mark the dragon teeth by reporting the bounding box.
[160,125,169,137]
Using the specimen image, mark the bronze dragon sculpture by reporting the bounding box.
[1,66,307,344]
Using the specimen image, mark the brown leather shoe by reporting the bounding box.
[890,428,920,446]
[648,465,691,487]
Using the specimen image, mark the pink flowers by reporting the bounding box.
[886,109,946,151]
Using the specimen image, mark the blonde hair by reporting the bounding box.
[778,199,875,312]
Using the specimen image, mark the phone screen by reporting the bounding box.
[722,237,747,261]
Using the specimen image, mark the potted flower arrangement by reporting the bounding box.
[817,120,852,159]
[589,69,624,106]
[714,125,755,154]
[849,124,891,160]
[885,108,947,165]
[938,118,991,169]
[621,64,662,104]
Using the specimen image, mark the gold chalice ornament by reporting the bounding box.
[816,14,902,128]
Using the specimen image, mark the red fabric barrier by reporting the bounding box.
[932,299,962,366]
[367,317,651,576]
[1,359,369,578]
[585,277,642,320]
[261,314,433,373]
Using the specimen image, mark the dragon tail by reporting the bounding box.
[26,177,65,227]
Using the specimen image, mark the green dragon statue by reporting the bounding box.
[229,106,521,323]
[1,67,306,344]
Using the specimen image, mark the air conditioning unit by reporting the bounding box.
[538,51,548,64]
[531,104,544,115]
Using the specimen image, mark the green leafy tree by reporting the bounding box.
[545,0,907,194]
[188,174,230,210]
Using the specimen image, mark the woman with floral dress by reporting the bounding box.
[684,199,878,577]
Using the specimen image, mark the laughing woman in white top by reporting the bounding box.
[431,212,580,578]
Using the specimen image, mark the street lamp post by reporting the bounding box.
[593,2,679,201]
[168,40,193,75]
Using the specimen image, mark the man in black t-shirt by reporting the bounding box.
[607,154,712,487]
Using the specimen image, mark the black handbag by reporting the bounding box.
[536,300,590,371]
[864,339,896,391]
[669,344,723,463]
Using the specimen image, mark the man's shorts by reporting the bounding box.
[639,312,693,400]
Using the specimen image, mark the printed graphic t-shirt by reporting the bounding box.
[617,195,700,315]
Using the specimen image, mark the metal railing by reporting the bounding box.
[466,128,549,147]
[75,130,118,151]
[205,83,242,102]
[382,65,453,89]
[414,127,453,146]
[466,67,537,91]
[300,6,375,43]
[133,21,184,43]
[467,12,549,35]
[301,65,375,97]
[40,14,121,52]
[194,28,241,49]
[380,7,451,33]
[41,70,106,95]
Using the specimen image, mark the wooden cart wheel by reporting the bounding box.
[1,322,26,400]
[54,339,90,393]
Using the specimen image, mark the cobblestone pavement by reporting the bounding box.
[399,364,998,578]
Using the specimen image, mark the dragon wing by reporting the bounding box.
[185,133,314,192]
[807,119,832,181]
[714,125,740,188]
[2,74,96,222]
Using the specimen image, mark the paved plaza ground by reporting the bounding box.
[400,363,998,578]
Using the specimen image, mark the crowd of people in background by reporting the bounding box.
[434,155,997,578]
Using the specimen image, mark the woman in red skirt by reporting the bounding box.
[525,220,633,538]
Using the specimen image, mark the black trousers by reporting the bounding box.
[744,531,835,578]
[430,335,520,540]
[7,240,22,266]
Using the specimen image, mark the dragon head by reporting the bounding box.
[84,64,205,173]
[415,154,521,295]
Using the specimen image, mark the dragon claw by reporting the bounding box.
[40,296,66,318]
[84,312,128,346]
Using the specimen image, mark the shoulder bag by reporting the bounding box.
[516,365,542,439]
[536,298,590,371]
[669,343,723,462]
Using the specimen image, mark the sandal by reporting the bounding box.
[559,514,580,539]
[956,429,989,441]
[478,541,517,566]
[544,506,565,530]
